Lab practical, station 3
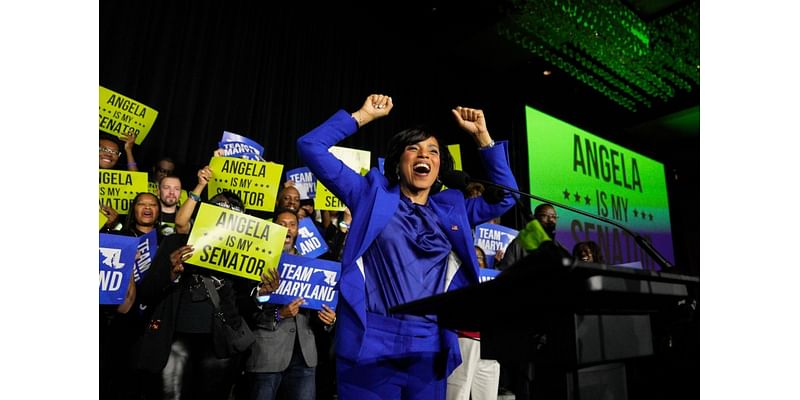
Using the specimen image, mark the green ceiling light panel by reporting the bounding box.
[499,0,699,112]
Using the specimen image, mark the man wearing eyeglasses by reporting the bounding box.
[495,203,564,272]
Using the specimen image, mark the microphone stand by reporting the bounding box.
[470,178,675,270]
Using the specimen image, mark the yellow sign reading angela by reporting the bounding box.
[208,156,284,212]
[186,203,288,281]
[99,86,159,145]
[99,170,149,215]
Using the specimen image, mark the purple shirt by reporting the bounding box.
[361,195,452,323]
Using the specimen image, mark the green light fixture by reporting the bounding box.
[498,0,699,112]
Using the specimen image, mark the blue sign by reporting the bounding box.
[132,230,158,283]
[479,268,501,283]
[378,157,385,175]
[286,167,317,200]
[99,234,138,304]
[295,218,329,258]
[218,131,264,161]
[263,254,340,311]
[474,223,519,256]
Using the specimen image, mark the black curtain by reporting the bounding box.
[100,1,525,190]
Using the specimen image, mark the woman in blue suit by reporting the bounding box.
[297,94,518,399]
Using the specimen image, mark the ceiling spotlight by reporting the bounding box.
[543,70,552,76]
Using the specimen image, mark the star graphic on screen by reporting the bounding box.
[574,192,581,202]
[563,189,571,200]
[649,213,654,221]
[584,196,591,205]
[641,211,648,220]
[633,209,639,217]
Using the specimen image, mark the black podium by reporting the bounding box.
[390,247,699,400]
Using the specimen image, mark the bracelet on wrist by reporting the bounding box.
[127,162,137,167]
[351,111,362,128]
[479,140,496,149]
[189,192,202,202]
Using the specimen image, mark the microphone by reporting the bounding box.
[439,170,470,190]
[440,170,674,270]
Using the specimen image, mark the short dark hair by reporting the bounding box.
[152,157,177,174]
[534,203,555,215]
[99,132,121,145]
[157,175,181,187]
[272,207,298,223]
[382,126,454,190]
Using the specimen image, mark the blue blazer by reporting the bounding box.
[297,110,518,376]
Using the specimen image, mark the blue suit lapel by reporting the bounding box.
[430,190,479,287]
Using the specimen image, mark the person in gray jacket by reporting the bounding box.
[241,208,337,400]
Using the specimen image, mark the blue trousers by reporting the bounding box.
[336,353,446,400]
[248,347,315,400]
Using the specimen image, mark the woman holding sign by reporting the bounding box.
[132,191,279,400]
[297,94,518,399]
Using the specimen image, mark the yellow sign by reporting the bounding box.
[315,146,370,211]
[99,170,149,215]
[149,181,189,206]
[208,157,284,212]
[186,203,287,281]
[99,209,108,230]
[448,144,462,170]
[98,86,159,145]
[443,144,463,191]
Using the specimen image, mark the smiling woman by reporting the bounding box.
[382,127,454,205]
[297,94,519,400]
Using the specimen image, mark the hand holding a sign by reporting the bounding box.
[257,268,280,296]
[318,304,337,326]
[278,297,306,320]
[100,204,120,230]
[169,245,193,281]
[351,94,393,128]
[451,106,494,148]
[197,165,213,186]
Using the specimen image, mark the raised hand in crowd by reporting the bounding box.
[121,129,139,171]
[175,165,213,234]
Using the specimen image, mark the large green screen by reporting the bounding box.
[526,106,674,270]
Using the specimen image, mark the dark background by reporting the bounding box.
[100,0,698,276]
